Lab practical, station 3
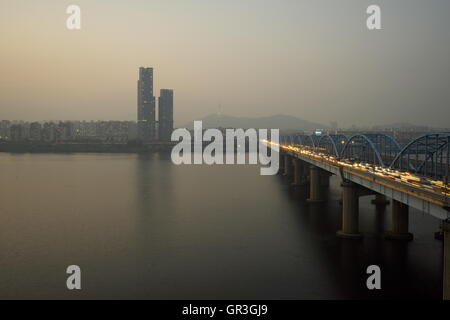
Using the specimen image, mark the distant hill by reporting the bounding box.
[370,122,432,131]
[182,114,326,132]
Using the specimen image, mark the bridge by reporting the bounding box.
[264,132,450,299]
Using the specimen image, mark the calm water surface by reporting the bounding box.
[0,152,443,299]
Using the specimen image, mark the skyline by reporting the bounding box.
[1,0,450,303]
[137,67,156,140]
[1,0,449,128]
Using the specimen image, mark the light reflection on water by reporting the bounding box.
[0,152,442,299]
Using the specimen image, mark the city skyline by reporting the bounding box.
[137,67,156,140]
[0,1,449,302]
[1,1,449,128]
[136,67,174,141]
[158,88,174,142]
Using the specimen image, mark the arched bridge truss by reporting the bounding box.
[279,132,449,181]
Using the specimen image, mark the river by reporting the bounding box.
[0,152,443,299]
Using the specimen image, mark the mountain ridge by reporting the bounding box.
[181,114,327,131]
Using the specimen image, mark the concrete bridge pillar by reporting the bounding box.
[266,143,272,157]
[278,152,285,175]
[435,221,444,240]
[371,194,390,206]
[444,220,450,300]
[307,165,324,203]
[337,181,362,239]
[384,200,413,241]
[320,171,332,187]
[283,154,293,177]
[292,159,307,186]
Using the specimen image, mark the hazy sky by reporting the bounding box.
[1,0,449,127]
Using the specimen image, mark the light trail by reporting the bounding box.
[262,140,450,197]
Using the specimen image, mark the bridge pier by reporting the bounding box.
[266,143,272,157]
[435,221,444,240]
[307,165,325,203]
[444,220,450,300]
[337,181,362,239]
[371,194,390,206]
[292,159,308,186]
[384,200,413,241]
[278,152,285,174]
[283,154,293,177]
[320,171,331,188]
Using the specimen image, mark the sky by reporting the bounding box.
[0,0,449,128]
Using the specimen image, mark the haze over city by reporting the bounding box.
[1,0,450,305]
[1,0,449,128]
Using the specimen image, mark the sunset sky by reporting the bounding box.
[1,0,449,127]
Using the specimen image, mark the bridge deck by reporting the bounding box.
[279,145,450,220]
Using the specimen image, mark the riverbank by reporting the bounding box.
[0,142,176,153]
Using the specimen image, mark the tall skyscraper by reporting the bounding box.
[158,89,174,142]
[137,67,156,141]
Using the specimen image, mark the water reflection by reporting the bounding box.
[0,152,443,299]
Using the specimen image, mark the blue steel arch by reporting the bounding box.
[341,133,401,167]
[293,134,303,145]
[292,135,305,146]
[296,134,316,147]
[282,135,296,145]
[317,134,348,157]
[287,135,296,145]
[310,134,321,147]
[389,133,450,179]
